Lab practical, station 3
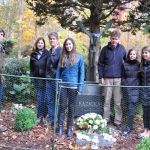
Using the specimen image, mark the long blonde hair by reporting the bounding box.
[140,46,150,71]
[60,37,77,68]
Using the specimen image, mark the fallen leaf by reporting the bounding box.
[4,137,8,141]
[12,135,17,139]
[69,145,74,149]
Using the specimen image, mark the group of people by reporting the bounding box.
[1,28,150,140]
[98,30,150,138]
[30,32,84,137]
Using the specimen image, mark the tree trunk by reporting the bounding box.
[18,0,23,58]
[86,1,101,82]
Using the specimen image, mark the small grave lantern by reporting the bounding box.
[91,135,99,149]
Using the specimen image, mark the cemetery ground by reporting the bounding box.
[0,102,143,150]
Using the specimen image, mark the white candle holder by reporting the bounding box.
[91,135,99,149]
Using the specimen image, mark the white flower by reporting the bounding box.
[84,135,91,141]
[77,133,84,140]
[95,120,100,125]
[90,113,97,119]
[79,118,83,122]
[101,123,105,128]
[98,115,102,120]
[112,137,116,142]
[77,122,80,125]
[82,115,88,120]
[100,119,107,127]
[89,120,93,124]
[93,125,98,130]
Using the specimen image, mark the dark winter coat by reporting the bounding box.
[30,49,48,88]
[140,60,150,106]
[0,44,5,84]
[121,59,140,103]
[46,46,62,78]
[98,42,127,79]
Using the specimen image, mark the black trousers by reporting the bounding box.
[142,105,150,130]
[58,87,77,127]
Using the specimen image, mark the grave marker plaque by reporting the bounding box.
[75,82,104,117]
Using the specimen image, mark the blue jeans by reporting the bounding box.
[126,102,135,127]
[36,87,47,117]
[0,84,2,112]
[46,81,56,124]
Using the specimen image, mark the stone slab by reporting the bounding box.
[76,134,113,147]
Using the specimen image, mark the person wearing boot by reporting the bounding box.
[121,49,140,136]
[30,37,48,127]
[56,37,84,137]
[0,28,7,131]
[137,46,150,138]
[46,32,62,127]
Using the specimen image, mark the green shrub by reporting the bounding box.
[135,137,150,150]
[3,58,36,103]
[0,39,16,55]
[4,57,29,75]
[14,107,37,131]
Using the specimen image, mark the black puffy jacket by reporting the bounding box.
[121,59,140,103]
[140,60,150,106]
[46,46,62,78]
[30,49,48,78]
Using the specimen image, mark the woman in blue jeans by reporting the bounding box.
[30,37,48,126]
[56,37,84,137]
[121,49,140,136]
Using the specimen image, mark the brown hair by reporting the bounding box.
[126,49,140,62]
[140,46,150,71]
[31,37,45,55]
[110,30,121,38]
[60,37,77,68]
[0,28,5,37]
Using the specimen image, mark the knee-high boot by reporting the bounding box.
[57,112,65,137]
[67,112,74,137]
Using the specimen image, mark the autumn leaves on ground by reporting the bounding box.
[0,103,143,150]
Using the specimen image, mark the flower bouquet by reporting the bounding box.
[76,113,108,134]
[76,113,116,144]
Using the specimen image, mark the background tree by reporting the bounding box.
[26,0,150,81]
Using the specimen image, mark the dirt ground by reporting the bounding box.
[0,103,143,150]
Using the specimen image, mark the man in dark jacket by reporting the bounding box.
[0,28,7,132]
[98,30,127,130]
[46,32,62,126]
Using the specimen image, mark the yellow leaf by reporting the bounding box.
[69,145,74,149]
[12,135,17,139]
[1,110,5,113]
[4,137,8,141]
[45,145,50,148]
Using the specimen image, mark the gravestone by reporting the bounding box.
[76,134,114,147]
[74,82,104,117]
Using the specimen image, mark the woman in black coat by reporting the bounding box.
[137,46,150,138]
[30,37,48,127]
[121,49,140,136]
